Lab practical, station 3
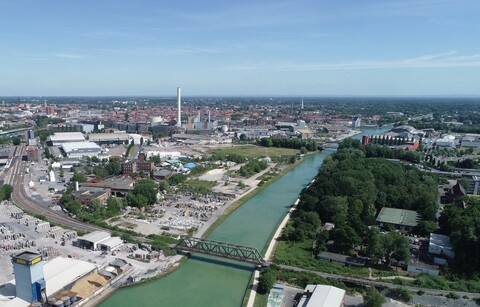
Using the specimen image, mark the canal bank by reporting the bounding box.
[101,127,390,307]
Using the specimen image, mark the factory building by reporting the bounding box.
[88,132,129,145]
[61,142,102,158]
[71,187,111,205]
[75,231,123,251]
[47,132,86,146]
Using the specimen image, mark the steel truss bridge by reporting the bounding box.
[176,237,267,266]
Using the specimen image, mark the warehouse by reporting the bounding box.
[75,231,123,251]
[61,142,102,158]
[376,207,421,232]
[48,132,86,146]
[98,237,124,252]
[88,132,129,145]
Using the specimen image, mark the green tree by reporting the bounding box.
[12,136,21,146]
[0,184,14,200]
[168,173,187,185]
[72,172,87,183]
[365,228,384,263]
[330,225,361,254]
[94,166,109,178]
[59,168,64,178]
[364,287,386,307]
[106,196,124,216]
[105,159,122,175]
[158,180,170,191]
[257,269,276,294]
[300,146,308,154]
[382,232,410,266]
[414,220,438,236]
[128,179,157,207]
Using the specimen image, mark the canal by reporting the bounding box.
[101,127,389,307]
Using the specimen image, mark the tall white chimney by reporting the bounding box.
[177,87,181,127]
[75,181,79,192]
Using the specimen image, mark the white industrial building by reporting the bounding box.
[76,231,123,251]
[98,237,124,252]
[88,132,129,144]
[429,233,455,259]
[61,142,102,158]
[461,134,480,148]
[297,285,345,307]
[436,135,456,148]
[48,132,86,146]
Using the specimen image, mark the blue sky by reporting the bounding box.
[1,0,480,96]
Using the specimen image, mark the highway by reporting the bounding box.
[4,145,102,233]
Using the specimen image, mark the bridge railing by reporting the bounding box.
[176,237,267,266]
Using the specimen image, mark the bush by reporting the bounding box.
[388,287,412,302]
[446,292,460,299]
[364,287,385,307]
[257,269,276,294]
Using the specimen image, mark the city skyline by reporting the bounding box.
[1,0,480,96]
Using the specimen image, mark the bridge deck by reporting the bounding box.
[176,237,267,266]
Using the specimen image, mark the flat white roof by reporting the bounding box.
[299,285,345,307]
[50,132,86,142]
[78,230,111,244]
[61,142,101,153]
[98,237,123,249]
[88,133,129,141]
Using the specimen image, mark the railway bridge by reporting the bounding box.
[176,237,267,266]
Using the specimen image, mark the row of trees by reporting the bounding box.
[238,159,268,177]
[340,138,422,163]
[257,137,317,151]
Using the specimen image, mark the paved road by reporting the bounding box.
[278,264,480,298]
[5,145,102,233]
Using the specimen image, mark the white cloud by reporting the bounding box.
[228,52,480,71]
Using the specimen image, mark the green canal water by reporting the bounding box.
[101,127,389,307]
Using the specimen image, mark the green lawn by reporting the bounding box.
[182,179,216,195]
[210,145,299,157]
[273,240,372,278]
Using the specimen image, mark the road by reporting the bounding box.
[4,145,102,233]
[278,264,480,298]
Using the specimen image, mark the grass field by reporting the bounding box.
[210,145,299,157]
[273,240,372,278]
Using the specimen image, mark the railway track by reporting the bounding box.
[7,145,103,233]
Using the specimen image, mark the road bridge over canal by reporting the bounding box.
[176,237,267,266]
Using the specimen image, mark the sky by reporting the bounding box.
[1,0,480,96]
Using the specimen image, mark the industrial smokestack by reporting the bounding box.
[177,87,181,127]
[75,181,79,192]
